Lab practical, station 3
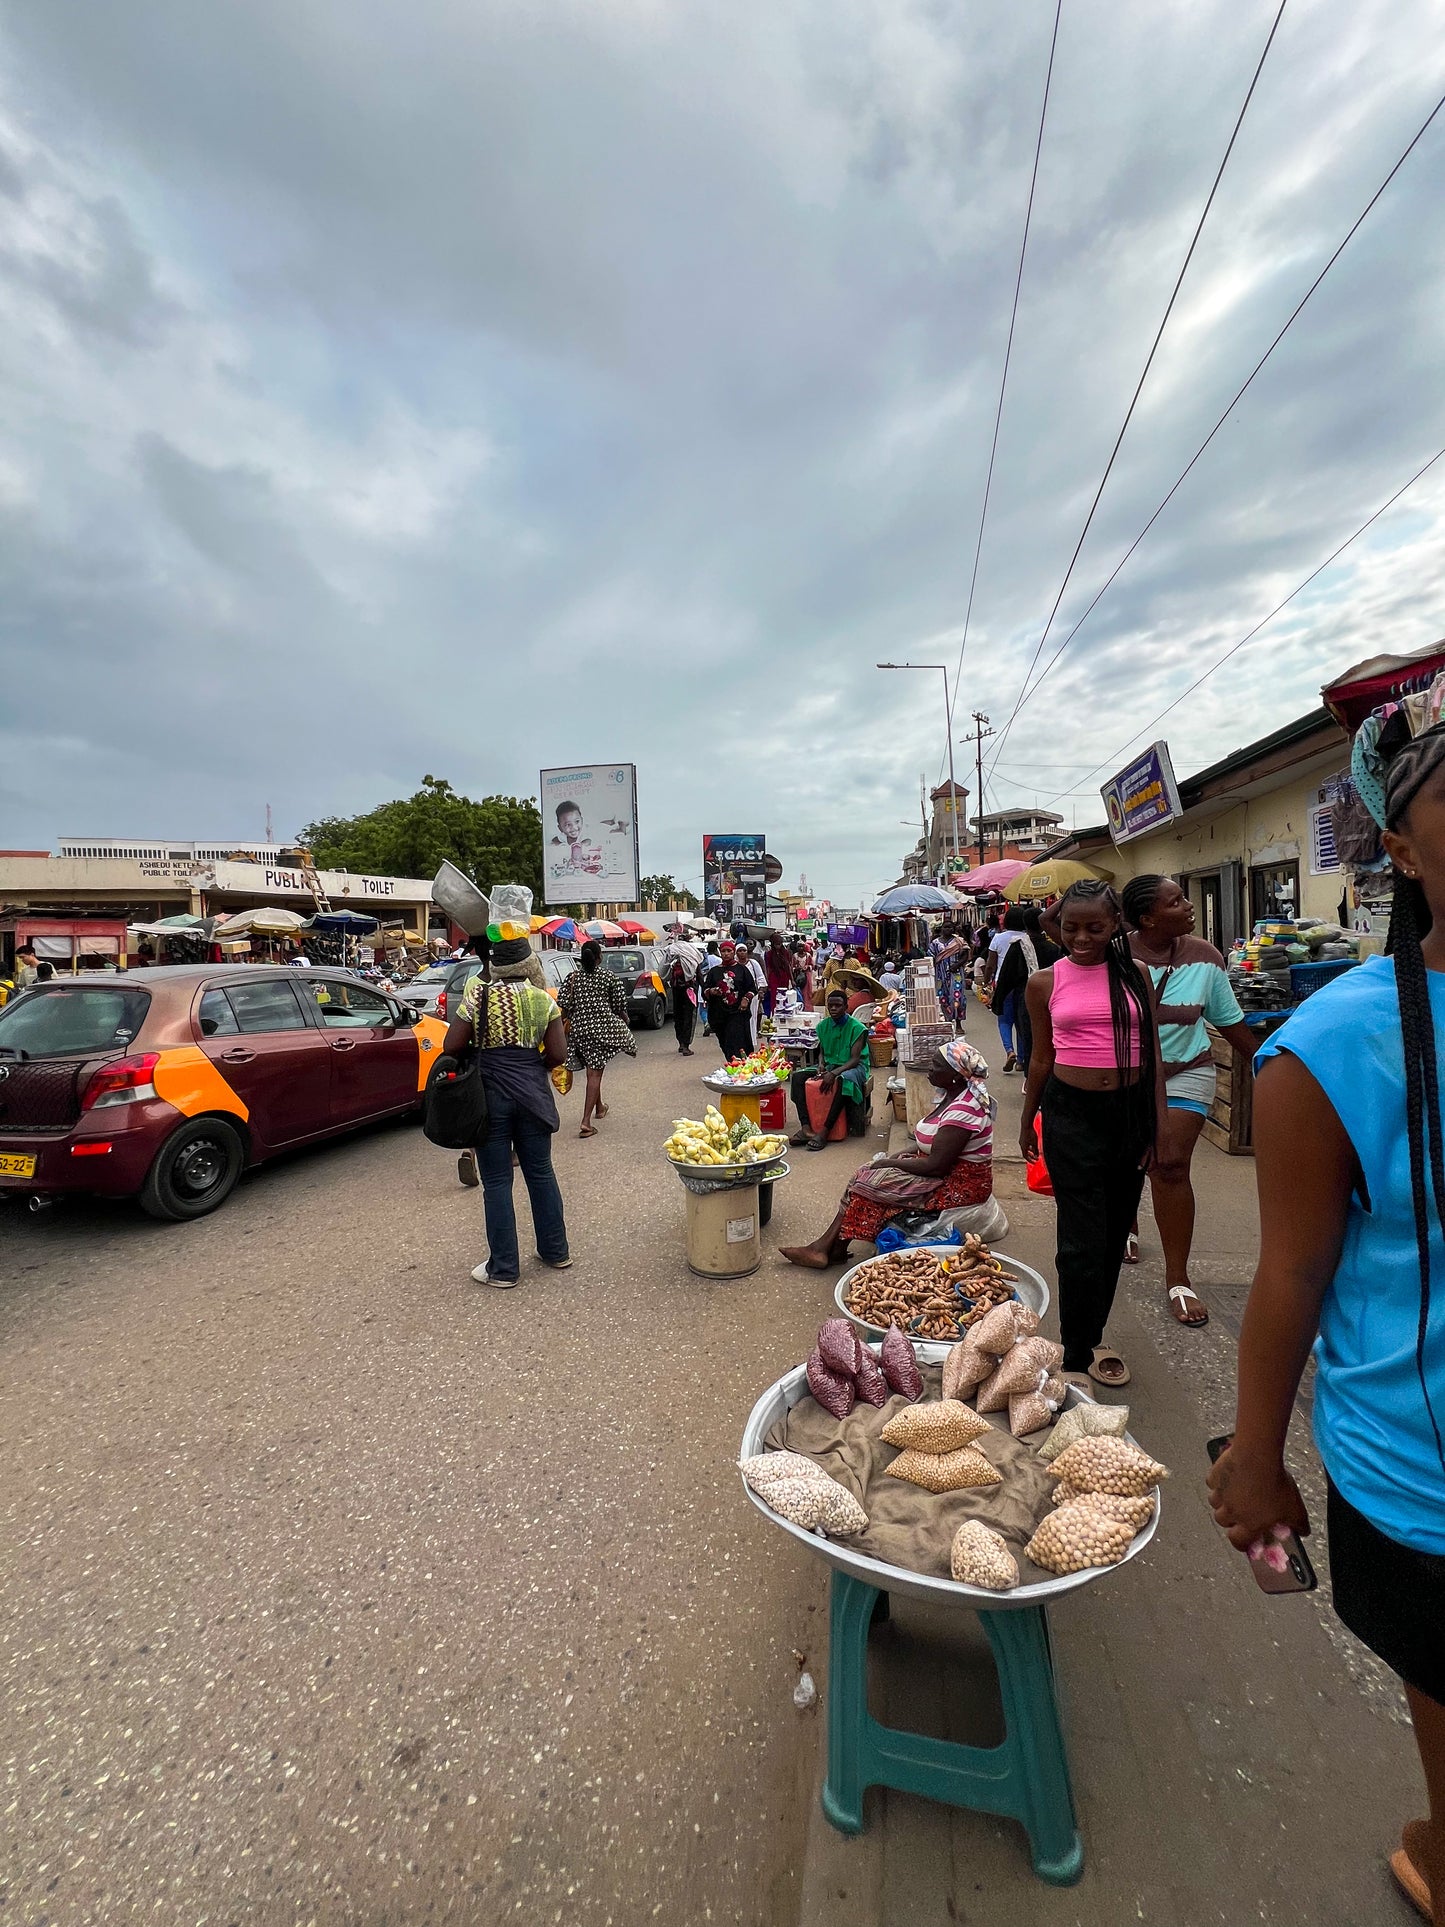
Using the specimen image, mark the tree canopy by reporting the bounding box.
[638,873,698,911]
[300,777,543,896]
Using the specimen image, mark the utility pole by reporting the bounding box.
[966,713,994,867]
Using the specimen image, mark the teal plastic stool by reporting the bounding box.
[821,1569,1083,1885]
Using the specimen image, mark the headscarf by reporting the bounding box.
[1385,720,1445,829]
[939,1038,989,1082]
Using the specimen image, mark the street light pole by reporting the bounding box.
[877,663,962,882]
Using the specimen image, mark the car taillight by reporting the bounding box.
[437,989,448,1019]
[81,1053,161,1110]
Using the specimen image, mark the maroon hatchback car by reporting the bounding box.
[0,966,447,1220]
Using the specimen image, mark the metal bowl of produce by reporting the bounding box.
[738,1346,1157,1610]
[669,1157,790,1193]
[835,1243,1050,1343]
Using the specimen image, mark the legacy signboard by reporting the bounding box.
[1102,742,1183,845]
[540,765,640,906]
[702,834,768,924]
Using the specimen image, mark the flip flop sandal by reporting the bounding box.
[578,1125,597,1138]
[1123,1233,1140,1264]
[789,1130,813,1147]
[1088,1349,1131,1387]
[1391,1836,1431,1922]
[1168,1284,1209,1327]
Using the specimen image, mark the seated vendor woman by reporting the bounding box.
[780,1040,993,1268]
[789,988,871,1149]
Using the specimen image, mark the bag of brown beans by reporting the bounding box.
[1025,1505,1135,1576]
[880,1399,990,1454]
[1047,1436,1168,1496]
[1052,1488,1155,1530]
[886,1444,1001,1493]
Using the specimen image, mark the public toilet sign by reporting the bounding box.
[1102,741,1183,845]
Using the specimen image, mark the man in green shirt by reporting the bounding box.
[789,988,871,1150]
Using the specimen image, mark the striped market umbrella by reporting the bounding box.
[541,917,579,941]
[618,919,657,939]
[584,920,626,940]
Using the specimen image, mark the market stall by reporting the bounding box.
[738,1246,1167,1881]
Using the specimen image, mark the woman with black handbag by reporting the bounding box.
[440,932,571,1288]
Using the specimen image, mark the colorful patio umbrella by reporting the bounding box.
[584,919,626,940]
[870,884,957,915]
[618,919,657,939]
[1003,857,1113,902]
[541,917,579,941]
[952,859,1028,893]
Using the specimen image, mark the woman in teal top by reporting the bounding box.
[1209,726,1445,1919]
[1123,876,1258,1327]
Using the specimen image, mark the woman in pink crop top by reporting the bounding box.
[1018,881,1163,1387]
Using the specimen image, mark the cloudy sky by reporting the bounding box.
[3,0,1444,908]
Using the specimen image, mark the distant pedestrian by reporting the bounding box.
[441,932,571,1289]
[738,942,767,1046]
[1122,874,1257,1320]
[992,906,1058,1077]
[13,944,37,990]
[984,906,1028,1070]
[1210,724,1445,1924]
[1018,880,1161,1389]
[658,927,705,1056]
[763,932,793,1015]
[557,939,636,1138]
[702,940,755,1062]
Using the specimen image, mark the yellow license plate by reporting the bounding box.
[0,1153,37,1178]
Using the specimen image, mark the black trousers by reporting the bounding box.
[1040,1076,1149,1372]
[672,985,696,1050]
[714,1010,752,1061]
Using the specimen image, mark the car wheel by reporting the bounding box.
[139,1117,246,1222]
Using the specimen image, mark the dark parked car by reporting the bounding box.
[0,967,448,1221]
[601,946,671,1029]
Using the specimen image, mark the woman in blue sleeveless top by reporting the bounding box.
[1210,724,1445,1920]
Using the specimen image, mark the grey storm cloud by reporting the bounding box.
[1,0,1443,903]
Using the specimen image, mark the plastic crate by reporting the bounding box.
[1290,959,1358,1001]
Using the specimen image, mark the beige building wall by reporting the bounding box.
[1103,751,1352,928]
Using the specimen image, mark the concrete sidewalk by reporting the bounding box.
[794,1021,1422,1927]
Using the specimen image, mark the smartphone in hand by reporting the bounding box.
[1207,1433,1318,1594]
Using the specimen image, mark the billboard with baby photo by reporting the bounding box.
[540,764,640,906]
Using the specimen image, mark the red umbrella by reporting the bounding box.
[618,918,658,938]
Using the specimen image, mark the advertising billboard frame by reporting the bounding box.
[540,764,640,907]
[1101,742,1183,846]
[702,833,768,925]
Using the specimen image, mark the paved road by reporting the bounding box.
[0,1028,873,1927]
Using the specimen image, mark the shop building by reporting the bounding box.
[0,847,439,972]
[1042,706,1352,948]
[966,807,1064,864]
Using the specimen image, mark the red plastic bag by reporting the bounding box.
[1024,1116,1054,1197]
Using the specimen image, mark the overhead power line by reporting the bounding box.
[989,0,1289,763]
[987,79,1445,772]
[941,0,1064,755]
[1040,438,1445,807]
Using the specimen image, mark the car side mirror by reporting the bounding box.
[397,1004,420,1025]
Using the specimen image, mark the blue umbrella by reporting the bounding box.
[306,909,380,934]
[870,884,957,915]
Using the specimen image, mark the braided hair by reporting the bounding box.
[1120,873,1167,931]
[1056,879,1158,1150]
[1383,725,1445,1473]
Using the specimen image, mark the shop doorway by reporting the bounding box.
[1250,860,1300,923]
